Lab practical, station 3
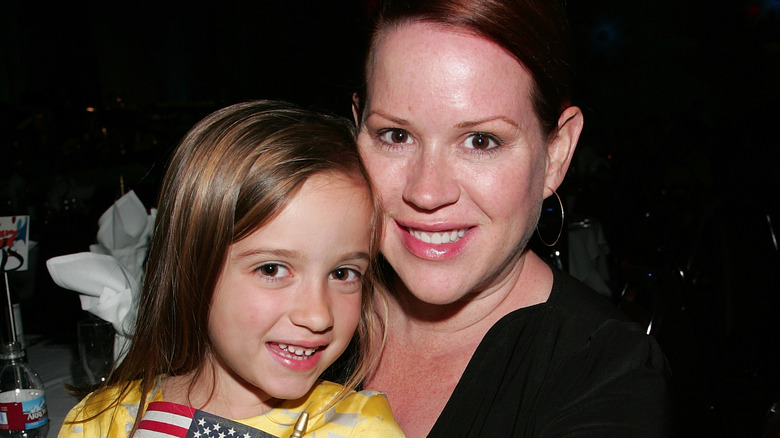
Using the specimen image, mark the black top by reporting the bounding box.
[429,267,671,437]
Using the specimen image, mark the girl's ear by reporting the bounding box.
[544,106,583,197]
[351,93,361,127]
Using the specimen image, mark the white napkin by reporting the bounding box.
[47,252,139,336]
[568,219,612,297]
[45,190,156,361]
[90,189,153,281]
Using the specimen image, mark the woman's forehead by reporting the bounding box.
[365,22,539,130]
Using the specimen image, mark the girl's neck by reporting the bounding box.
[161,369,280,419]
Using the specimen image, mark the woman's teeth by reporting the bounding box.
[278,343,317,359]
[409,228,467,244]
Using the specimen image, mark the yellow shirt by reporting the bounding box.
[58,379,403,438]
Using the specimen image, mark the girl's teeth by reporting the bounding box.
[278,343,316,357]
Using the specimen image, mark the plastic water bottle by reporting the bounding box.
[0,342,48,438]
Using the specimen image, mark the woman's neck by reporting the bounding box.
[365,252,553,437]
[383,251,552,344]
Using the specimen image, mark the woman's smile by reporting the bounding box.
[406,227,468,244]
[358,22,548,305]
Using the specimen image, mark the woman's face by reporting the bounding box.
[356,22,564,305]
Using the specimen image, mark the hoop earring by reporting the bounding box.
[536,188,564,247]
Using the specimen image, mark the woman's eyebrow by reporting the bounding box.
[456,115,519,129]
[366,110,410,126]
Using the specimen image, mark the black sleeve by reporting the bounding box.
[429,269,672,438]
[539,319,672,438]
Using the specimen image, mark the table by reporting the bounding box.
[25,337,81,435]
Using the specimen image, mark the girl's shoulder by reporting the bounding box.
[264,380,403,437]
[59,379,163,438]
[308,379,392,413]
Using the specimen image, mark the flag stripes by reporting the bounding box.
[134,401,279,438]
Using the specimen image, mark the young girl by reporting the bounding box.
[59,100,403,437]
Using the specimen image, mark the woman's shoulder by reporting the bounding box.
[491,265,657,361]
[547,266,627,323]
[445,269,670,436]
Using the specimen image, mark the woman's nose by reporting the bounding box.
[402,148,459,211]
[289,283,334,333]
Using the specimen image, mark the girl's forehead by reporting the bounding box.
[228,172,373,263]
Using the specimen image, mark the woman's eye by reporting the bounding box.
[378,129,412,145]
[257,263,290,278]
[330,268,362,282]
[464,133,500,150]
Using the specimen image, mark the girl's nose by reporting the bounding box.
[289,283,334,333]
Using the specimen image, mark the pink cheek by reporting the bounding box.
[343,300,363,330]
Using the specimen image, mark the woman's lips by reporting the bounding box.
[397,223,472,260]
[407,227,467,244]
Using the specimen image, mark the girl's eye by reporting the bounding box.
[463,133,500,150]
[378,129,412,145]
[257,263,290,278]
[330,267,362,282]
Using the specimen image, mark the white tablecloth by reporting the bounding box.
[25,338,81,435]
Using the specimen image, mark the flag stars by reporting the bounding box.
[138,404,273,438]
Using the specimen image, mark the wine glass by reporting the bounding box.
[77,317,115,385]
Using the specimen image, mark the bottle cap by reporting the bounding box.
[0,342,24,360]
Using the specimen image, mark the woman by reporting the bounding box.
[352,0,670,436]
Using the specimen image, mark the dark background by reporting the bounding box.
[2,1,779,436]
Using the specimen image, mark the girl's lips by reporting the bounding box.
[277,343,317,357]
[268,342,325,371]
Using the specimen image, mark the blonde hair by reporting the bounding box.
[72,100,386,430]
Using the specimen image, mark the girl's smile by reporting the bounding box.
[201,173,372,411]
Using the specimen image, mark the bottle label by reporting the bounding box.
[0,391,48,431]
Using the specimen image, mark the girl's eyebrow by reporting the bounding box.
[234,249,371,263]
[234,248,301,260]
[340,252,371,264]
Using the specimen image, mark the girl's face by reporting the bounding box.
[207,173,372,408]
[356,22,572,305]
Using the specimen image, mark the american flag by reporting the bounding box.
[135,401,279,438]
